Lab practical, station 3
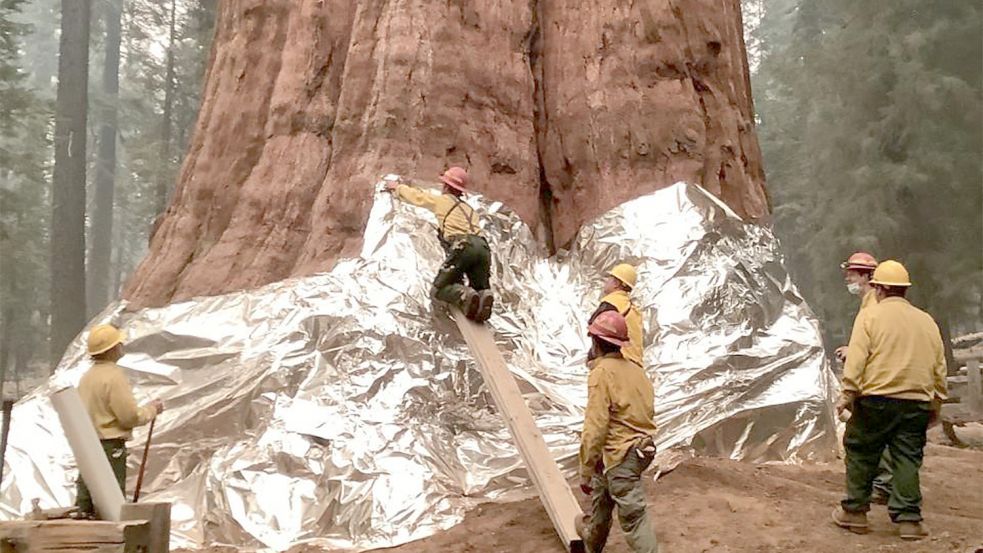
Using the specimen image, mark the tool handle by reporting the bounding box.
[133,417,156,502]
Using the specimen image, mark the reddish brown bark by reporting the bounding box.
[124,0,768,308]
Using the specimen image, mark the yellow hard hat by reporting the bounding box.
[608,263,637,289]
[870,260,912,287]
[87,324,126,355]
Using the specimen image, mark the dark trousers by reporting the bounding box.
[872,449,893,496]
[584,443,659,553]
[76,438,127,516]
[433,235,491,306]
[842,396,930,522]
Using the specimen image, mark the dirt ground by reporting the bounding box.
[370,426,983,553]
[180,427,982,553]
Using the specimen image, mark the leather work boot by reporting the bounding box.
[574,514,597,552]
[475,290,494,323]
[831,506,869,533]
[574,514,588,541]
[460,287,480,320]
[897,521,929,540]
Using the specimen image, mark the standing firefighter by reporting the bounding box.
[386,167,494,322]
[831,261,947,541]
[577,311,659,553]
[588,264,644,367]
[76,324,162,517]
[835,252,879,362]
[836,251,893,503]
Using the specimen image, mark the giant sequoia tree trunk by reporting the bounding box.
[124,0,768,309]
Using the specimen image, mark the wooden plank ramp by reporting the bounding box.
[452,310,585,553]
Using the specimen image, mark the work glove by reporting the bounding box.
[580,459,604,494]
[579,476,593,495]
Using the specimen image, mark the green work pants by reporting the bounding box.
[584,444,659,553]
[842,396,930,522]
[433,235,491,306]
[872,448,893,497]
[76,438,127,517]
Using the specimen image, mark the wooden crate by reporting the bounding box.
[942,348,983,445]
[947,348,982,413]
[0,503,169,553]
[0,520,150,553]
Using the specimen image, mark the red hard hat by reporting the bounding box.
[588,311,629,347]
[440,166,469,193]
[840,251,878,271]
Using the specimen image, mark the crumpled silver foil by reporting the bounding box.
[0,179,838,550]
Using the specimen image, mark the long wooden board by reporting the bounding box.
[452,310,584,553]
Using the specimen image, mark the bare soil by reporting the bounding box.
[370,427,983,553]
[179,427,982,553]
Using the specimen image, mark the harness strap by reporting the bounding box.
[438,196,479,244]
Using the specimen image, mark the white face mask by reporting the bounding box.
[846,282,863,296]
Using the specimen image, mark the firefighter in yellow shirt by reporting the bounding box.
[588,263,644,367]
[831,261,946,541]
[836,251,892,502]
[576,310,658,553]
[835,251,879,362]
[385,167,494,322]
[76,324,162,518]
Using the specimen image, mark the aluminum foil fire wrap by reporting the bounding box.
[0,179,839,550]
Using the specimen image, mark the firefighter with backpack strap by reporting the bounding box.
[386,166,495,322]
[588,264,644,367]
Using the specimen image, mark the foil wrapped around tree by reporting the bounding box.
[0,179,838,550]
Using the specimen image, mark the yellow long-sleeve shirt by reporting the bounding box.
[78,361,156,440]
[859,288,876,312]
[843,297,947,402]
[579,353,657,479]
[596,290,645,367]
[841,288,876,352]
[394,184,479,240]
